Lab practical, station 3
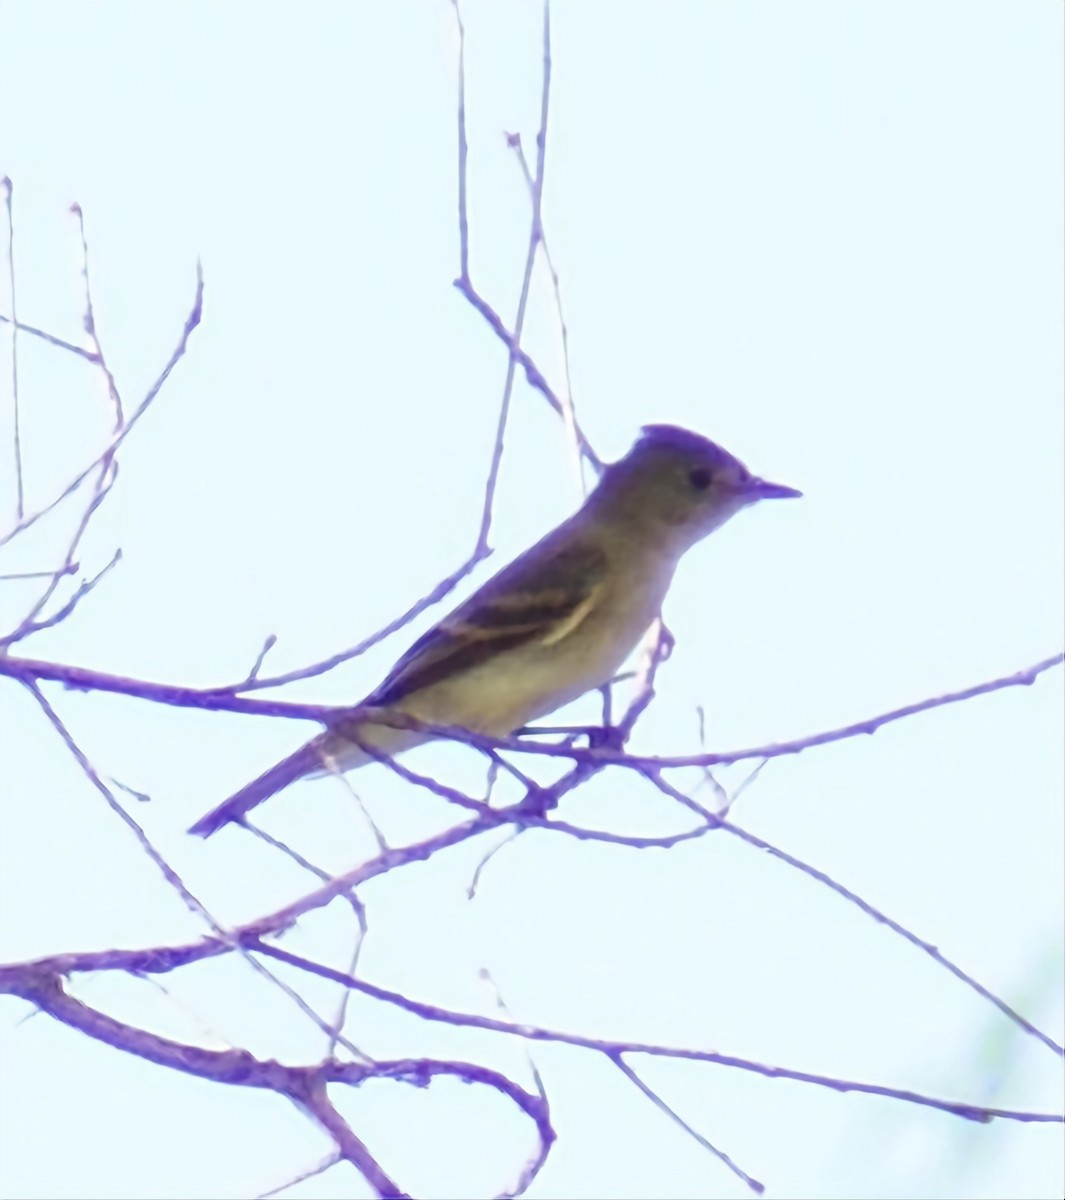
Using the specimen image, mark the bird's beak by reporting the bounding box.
[747,476,803,500]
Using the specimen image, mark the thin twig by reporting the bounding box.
[473,0,554,555]
[256,1152,341,1200]
[2,177,23,520]
[0,262,203,550]
[506,137,584,497]
[612,1052,764,1194]
[0,460,120,645]
[450,0,470,284]
[2,547,121,644]
[71,202,123,428]
[0,313,96,361]
[225,558,491,693]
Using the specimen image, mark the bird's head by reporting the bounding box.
[591,424,801,552]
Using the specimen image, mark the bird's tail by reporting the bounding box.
[188,741,335,838]
[189,716,429,839]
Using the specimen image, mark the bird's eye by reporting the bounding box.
[688,467,713,491]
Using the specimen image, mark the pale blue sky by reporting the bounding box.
[1,3,1062,1198]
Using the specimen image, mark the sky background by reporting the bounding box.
[1,2,1062,1198]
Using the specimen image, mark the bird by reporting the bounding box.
[189,424,800,837]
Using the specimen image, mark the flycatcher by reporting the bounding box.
[189,425,799,837]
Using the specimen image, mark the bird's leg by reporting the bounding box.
[513,720,626,752]
[512,723,622,746]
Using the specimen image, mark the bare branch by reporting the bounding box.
[247,941,1065,1128]
[3,650,1060,774]
[0,965,554,1199]
[648,771,1065,1058]
[0,969,402,1197]
[18,679,374,1062]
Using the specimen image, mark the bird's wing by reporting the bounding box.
[366,533,609,708]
